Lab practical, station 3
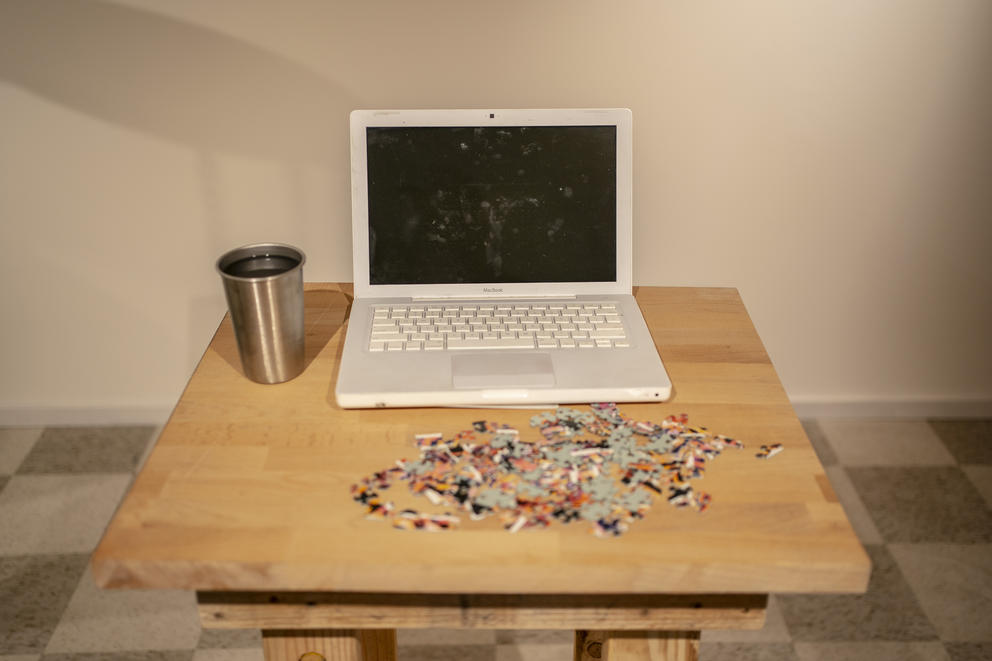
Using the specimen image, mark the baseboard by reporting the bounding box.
[0,405,173,427]
[790,398,992,419]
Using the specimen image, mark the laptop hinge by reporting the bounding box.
[412,294,579,301]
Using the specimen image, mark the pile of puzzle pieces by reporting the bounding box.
[351,403,770,537]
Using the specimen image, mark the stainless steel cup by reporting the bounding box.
[216,243,306,384]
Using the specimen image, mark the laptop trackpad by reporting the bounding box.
[451,353,555,389]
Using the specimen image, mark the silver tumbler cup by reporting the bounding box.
[216,243,306,384]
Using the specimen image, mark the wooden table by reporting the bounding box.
[92,284,870,661]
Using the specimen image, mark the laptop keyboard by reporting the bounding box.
[368,301,629,352]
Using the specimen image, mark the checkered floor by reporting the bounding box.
[1,419,990,661]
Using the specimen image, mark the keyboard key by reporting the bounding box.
[367,300,628,352]
[447,337,536,350]
[371,332,407,342]
[589,328,626,339]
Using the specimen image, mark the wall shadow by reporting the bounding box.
[0,0,353,163]
[0,0,359,389]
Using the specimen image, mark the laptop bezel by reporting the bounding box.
[349,108,632,300]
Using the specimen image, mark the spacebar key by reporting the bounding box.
[447,337,536,350]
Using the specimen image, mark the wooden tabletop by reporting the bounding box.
[92,284,869,596]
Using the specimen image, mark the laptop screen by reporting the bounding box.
[365,125,617,286]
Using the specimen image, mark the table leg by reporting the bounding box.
[575,630,700,661]
[262,629,397,661]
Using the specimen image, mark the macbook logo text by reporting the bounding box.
[483,287,503,293]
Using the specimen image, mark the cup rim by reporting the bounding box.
[216,242,306,281]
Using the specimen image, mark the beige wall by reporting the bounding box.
[1,0,990,422]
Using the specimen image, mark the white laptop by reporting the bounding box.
[335,108,672,409]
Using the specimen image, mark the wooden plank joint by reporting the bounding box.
[198,592,767,632]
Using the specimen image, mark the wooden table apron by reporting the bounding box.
[92,284,870,661]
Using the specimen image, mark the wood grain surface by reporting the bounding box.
[197,592,767,631]
[575,630,702,661]
[91,284,870,595]
[261,629,395,661]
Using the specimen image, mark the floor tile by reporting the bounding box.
[0,655,41,661]
[495,642,572,661]
[944,642,992,661]
[793,641,950,661]
[196,629,261,650]
[800,420,837,467]
[192,650,263,661]
[136,425,164,472]
[962,465,992,508]
[18,427,156,475]
[890,543,992,642]
[777,545,936,641]
[0,474,131,555]
[703,595,792,643]
[399,629,497,646]
[0,428,43,474]
[0,554,89,655]
[817,420,956,466]
[823,466,883,545]
[698,643,798,661]
[846,466,992,543]
[44,568,200,654]
[399,644,496,661]
[41,653,193,661]
[929,420,992,464]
